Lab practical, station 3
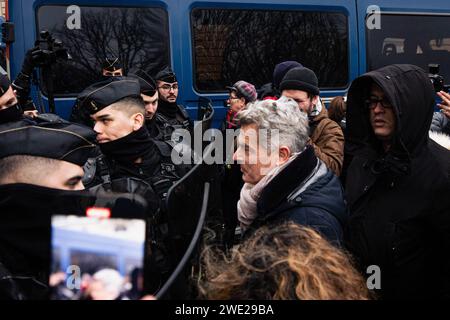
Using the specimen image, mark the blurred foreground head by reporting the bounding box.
[198,222,370,300]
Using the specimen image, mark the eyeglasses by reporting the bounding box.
[158,83,179,91]
[365,97,393,110]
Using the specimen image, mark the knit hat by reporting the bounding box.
[227,80,257,103]
[272,61,303,89]
[279,67,320,96]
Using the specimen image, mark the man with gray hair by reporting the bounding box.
[233,98,347,246]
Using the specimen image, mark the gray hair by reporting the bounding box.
[237,98,309,153]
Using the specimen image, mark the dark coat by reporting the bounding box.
[344,64,450,299]
[248,145,348,247]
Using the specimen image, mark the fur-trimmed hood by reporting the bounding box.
[429,131,450,150]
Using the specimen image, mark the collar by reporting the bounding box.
[257,145,318,216]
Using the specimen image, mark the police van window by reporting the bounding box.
[367,14,450,84]
[36,6,170,95]
[191,8,348,92]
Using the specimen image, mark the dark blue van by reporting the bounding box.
[5,0,450,126]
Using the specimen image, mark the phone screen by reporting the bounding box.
[50,214,146,300]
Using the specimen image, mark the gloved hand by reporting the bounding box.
[21,46,46,75]
[11,72,35,110]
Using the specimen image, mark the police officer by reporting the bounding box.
[129,69,161,139]
[78,76,192,292]
[77,76,183,200]
[0,74,24,124]
[0,118,97,299]
[10,46,43,117]
[101,56,124,78]
[69,56,125,126]
[154,67,193,142]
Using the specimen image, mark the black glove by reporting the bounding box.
[21,46,51,75]
[10,47,46,111]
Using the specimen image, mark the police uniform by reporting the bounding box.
[77,78,191,292]
[0,119,97,299]
[0,74,26,124]
[69,56,124,126]
[129,70,161,138]
[102,56,122,75]
[11,46,40,113]
[154,67,193,143]
[77,77,186,200]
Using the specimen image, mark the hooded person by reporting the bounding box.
[154,67,192,142]
[0,118,98,299]
[344,64,450,299]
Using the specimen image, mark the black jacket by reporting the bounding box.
[0,185,98,300]
[344,64,450,299]
[247,146,347,246]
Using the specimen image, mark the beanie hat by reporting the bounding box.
[226,80,257,103]
[279,67,320,96]
[272,61,303,89]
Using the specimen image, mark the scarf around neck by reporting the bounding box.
[157,100,178,119]
[237,152,300,231]
[99,126,155,164]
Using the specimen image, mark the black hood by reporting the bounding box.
[346,64,435,161]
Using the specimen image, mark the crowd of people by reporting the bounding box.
[0,45,449,300]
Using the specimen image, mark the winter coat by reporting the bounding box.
[345,64,450,299]
[247,145,348,247]
[309,107,345,176]
[430,111,450,135]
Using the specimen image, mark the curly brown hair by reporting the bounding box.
[197,223,370,300]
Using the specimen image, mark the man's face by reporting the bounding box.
[42,160,85,190]
[91,106,137,143]
[157,81,178,103]
[102,69,123,77]
[0,86,18,110]
[233,124,279,185]
[0,158,84,190]
[282,90,317,114]
[227,91,246,113]
[141,91,158,120]
[368,84,396,142]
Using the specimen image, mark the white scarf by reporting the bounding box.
[237,153,300,231]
